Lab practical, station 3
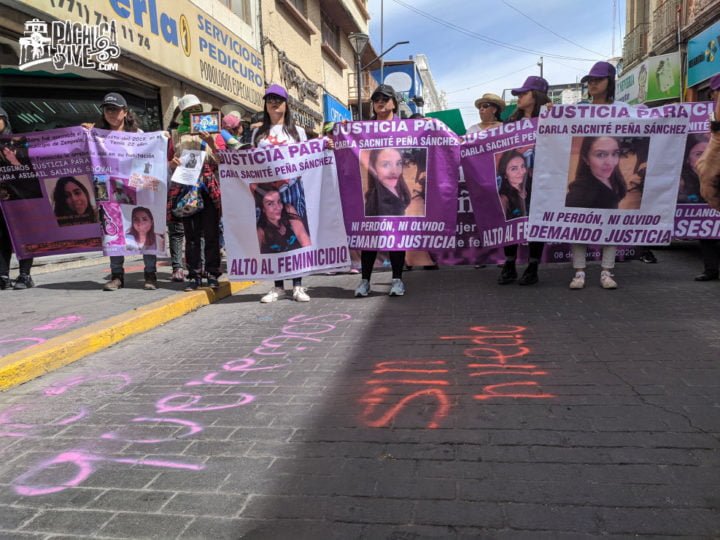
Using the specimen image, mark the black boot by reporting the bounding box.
[143,272,158,290]
[0,275,9,290]
[518,262,539,285]
[497,261,517,285]
[694,270,719,281]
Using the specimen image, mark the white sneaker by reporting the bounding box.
[600,270,617,289]
[389,278,405,296]
[292,286,310,302]
[260,287,284,303]
[354,279,370,297]
[569,271,585,289]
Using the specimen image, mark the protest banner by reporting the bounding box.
[333,118,460,251]
[0,128,167,258]
[92,130,168,256]
[528,104,689,246]
[433,166,504,266]
[673,101,720,239]
[219,139,349,280]
[461,118,537,249]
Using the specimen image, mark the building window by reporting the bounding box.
[217,0,252,24]
[321,14,340,52]
[287,0,306,16]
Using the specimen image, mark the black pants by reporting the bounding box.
[182,192,221,279]
[504,242,544,262]
[361,251,405,280]
[0,211,33,276]
[275,278,301,288]
[699,239,720,273]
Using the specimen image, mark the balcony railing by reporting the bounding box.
[650,0,680,50]
[623,23,650,67]
[347,70,380,102]
[686,0,717,26]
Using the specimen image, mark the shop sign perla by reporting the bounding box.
[13,0,264,111]
[18,18,120,71]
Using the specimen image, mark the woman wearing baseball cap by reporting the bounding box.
[354,84,408,298]
[567,61,624,290]
[497,76,550,287]
[251,83,312,303]
[84,92,161,292]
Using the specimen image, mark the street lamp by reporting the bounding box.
[348,36,410,121]
[348,32,369,120]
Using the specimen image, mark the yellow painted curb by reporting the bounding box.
[0,281,255,391]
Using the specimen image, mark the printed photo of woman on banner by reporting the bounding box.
[496,146,533,221]
[361,147,427,218]
[122,206,165,253]
[253,181,311,254]
[48,175,99,226]
[565,136,649,210]
[677,133,709,204]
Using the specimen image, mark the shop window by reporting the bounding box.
[217,0,252,24]
[321,14,340,53]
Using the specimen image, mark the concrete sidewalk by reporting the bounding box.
[0,255,252,390]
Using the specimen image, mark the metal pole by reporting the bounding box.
[380,0,384,82]
[357,54,363,121]
[539,56,544,78]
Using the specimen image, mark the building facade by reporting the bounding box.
[260,0,375,134]
[0,0,264,132]
[623,0,720,102]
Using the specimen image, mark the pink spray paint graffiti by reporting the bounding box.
[11,312,352,496]
[0,315,83,356]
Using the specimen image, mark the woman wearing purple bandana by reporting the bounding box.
[497,76,550,287]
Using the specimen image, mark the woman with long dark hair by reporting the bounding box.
[566,136,627,209]
[354,84,408,297]
[497,149,528,220]
[679,133,709,204]
[364,148,412,217]
[251,84,311,303]
[255,185,310,254]
[125,206,164,252]
[52,176,97,224]
[568,61,624,290]
[498,76,549,286]
[0,107,35,290]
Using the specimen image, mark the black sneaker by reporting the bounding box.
[13,274,34,290]
[497,261,517,285]
[0,275,9,290]
[184,277,202,291]
[640,250,657,264]
[207,276,220,289]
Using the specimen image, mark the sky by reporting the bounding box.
[367,0,625,128]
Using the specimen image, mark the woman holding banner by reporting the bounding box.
[497,76,550,287]
[568,62,622,290]
[355,84,408,298]
[0,107,35,290]
[84,92,161,292]
[251,84,311,303]
[169,93,225,292]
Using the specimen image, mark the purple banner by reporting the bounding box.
[461,119,537,249]
[0,127,101,258]
[0,128,168,258]
[333,119,460,251]
[433,168,504,265]
[674,102,720,239]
